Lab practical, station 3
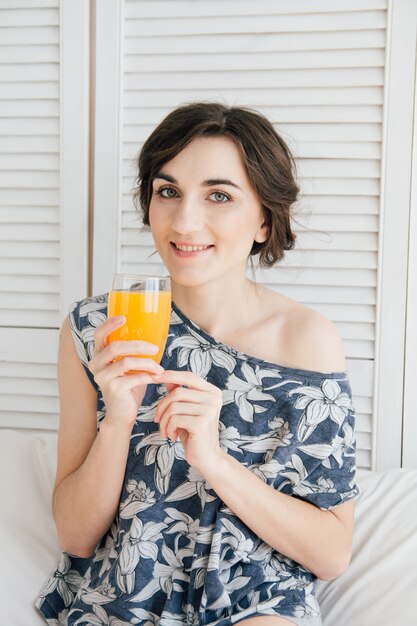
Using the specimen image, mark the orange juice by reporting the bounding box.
[107,290,171,363]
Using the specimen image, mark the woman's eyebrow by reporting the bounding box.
[203,178,242,190]
[154,171,242,191]
[154,172,176,183]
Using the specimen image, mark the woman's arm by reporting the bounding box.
[52,318,132,557]
[200,450,355,581]
[52,315,163,557]
[202,313,355,580]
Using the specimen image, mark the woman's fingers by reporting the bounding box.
[95,356,164,384]
[151,369,214,392]
[90,340,160,374]
[93,316,126,353]
[163,414,197,442]
[85,318,166,427]
[158,402,202,439]
[108,371,159,391]
[155,387,204,422]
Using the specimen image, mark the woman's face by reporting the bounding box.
[148,136,268,288]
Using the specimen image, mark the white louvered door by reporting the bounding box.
[0,0,89,430]
[92,0,415,471]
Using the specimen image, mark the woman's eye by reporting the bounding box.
[209,191,230,203]
[158,187,178,199]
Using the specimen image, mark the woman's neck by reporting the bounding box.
[171,276,261,340]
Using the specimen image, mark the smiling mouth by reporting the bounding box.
[171,242,214,252]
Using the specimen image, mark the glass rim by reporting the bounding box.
[112,273,171,280]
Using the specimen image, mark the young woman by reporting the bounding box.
[36,102,359,626]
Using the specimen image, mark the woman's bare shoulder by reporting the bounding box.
[259,288,347,373]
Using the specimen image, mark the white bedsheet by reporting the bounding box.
[0,429,416,626]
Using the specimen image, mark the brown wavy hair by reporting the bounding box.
[133,102,300,268]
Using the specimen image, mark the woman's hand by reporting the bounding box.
[152,370,224,474]
[88,316,165,428]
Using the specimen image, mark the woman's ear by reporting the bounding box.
[254,220,269,244]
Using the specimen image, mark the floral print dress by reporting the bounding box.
[35,294,359,626]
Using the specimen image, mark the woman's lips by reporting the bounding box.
[170,242,214,258]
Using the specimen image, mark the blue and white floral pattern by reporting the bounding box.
[35,294,359,625]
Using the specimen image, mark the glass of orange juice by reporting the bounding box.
[107,274,171,364]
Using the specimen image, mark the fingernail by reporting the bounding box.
[114,316,125,323]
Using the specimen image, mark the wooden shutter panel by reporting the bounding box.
[0,0,89,429]
[0,2,60,328]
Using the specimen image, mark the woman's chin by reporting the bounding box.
[166,266,216,289]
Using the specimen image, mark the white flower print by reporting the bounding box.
[249,457,288,486]
[218,423,244,455]
[37,553,83,608]
[73,603,132,626]
[119,479,156,519]
[211,518,271,572]
[135,431,186,494]
[223,362,284,422]
[81,310,106,359]
[80,579,117,605]
[167,326,236,377]
[239,417,293,455]
[276,572,312,592]
[278,452,339,499]
[280,453,309,486]
[164,465,217,508]
[304,588,322,617]
[330,420,356,467]
[164,508,199,540]
[288,378,353,442]
[96,410,106,428]
[182,603,200,626]
[170,310,183,325]
[117,517,166,594]
[231,592,286,623]
[129,543,191,603]
[236,589,261,610]
[191,554,210,589]
[269,417,293,445]
[204,563,251,610]
[297,443,334,462]
[294,475,336,498]
[136,398,160,422]
[93,521,118,577]
[129,607,159,625]
[201,519,274,611]
[156,603,200,626]
[261,546,298,580]
[154,543,193,593]
[300,414,356,471]
[214,519,255,569]
[159,611,188,625]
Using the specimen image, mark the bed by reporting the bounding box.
[1,428,416,625]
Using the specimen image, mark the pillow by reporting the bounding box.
[316,467,417,625]
[0,429,60,625]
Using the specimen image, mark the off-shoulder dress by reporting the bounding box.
[35,294,359,626]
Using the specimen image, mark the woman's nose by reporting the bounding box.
[171,197,204,234]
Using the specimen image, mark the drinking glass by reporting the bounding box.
[107,274,171,364]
